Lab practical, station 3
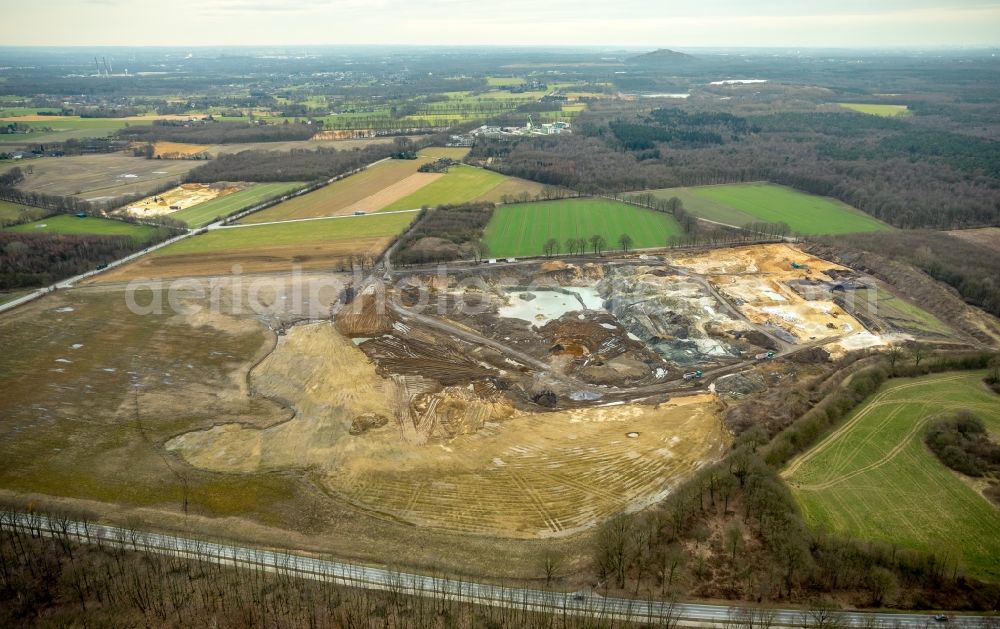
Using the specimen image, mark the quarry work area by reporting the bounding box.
[118,182,249,218]
[161,244,924,538]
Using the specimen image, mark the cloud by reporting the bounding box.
[5,0,1000,46]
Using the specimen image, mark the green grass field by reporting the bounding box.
[169,182,305,228]
[0,200,47,224]
[783,371,1000,581]
[157,212,416,255]
[382,165,506,211]
[483,198,684,258]
[8,214,159,241]
[486,77,525,86]
[838,103,912,117]
[645,183,890,235]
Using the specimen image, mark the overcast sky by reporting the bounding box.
[5,0,1000,48]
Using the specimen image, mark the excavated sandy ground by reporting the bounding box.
[119,183,245,218]
[669,243,847,278]
[152,141,211,158]
[670,244,864,343]
[167,322,729,538]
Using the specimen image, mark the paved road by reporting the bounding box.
[7,513,988,628]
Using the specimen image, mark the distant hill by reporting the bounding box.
[627,49,695,64]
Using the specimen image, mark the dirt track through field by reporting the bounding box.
[781,375,965,479]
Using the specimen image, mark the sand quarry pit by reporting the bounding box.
[119,182,247,218]
[167,321,729,538]
[670,244,865,343]
[152,141,211,159]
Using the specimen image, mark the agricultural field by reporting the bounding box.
[485,76,525,86]
[418,146,471,160]
[474,176,556,204]
[0,116,154,144]
[783,371,1000,581]
[238,157,436,224]
[837,103,912,117]
[168,182,306,227]
[0,199,47,225]
[0,287,322,548]
[483,198,684,257]
[94,211,415,281]
[8,214,160,242]
[0,153,200,200]
[381,165,506,211]
[644,183,891,235]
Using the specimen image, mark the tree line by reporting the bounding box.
[184,143,400,183]
[116,120,319,145]
[0,229,176,290]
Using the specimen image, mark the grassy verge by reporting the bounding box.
[0,199,47,224]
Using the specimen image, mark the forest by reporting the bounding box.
[116,120,318,144]
[0,230,176,290]
[184,144,399,183]
[924,411,1000,481]
[394,203,494,264]
[0,510,633,629]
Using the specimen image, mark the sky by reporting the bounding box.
[5,0,1000,48]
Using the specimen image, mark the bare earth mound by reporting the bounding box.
[167,322,729,538]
